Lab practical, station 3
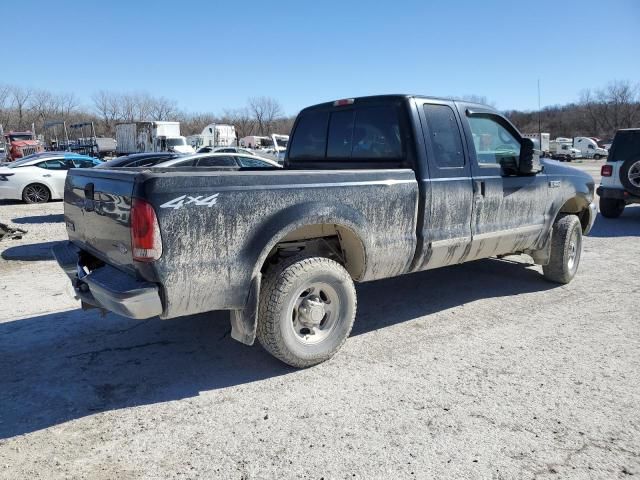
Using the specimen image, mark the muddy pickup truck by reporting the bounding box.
[53,95,597,367]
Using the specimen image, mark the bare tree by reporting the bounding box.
[92,90,121,135]
[149,96,178,121]
[10,86,33,130]
[222,107,256,139]
[248,96,283,135]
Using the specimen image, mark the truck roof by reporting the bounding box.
[299,94,492,113]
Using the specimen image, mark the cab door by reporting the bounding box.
[412,99,474,271]
[459,107,548,260]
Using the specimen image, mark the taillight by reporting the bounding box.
[131,198,162,262]
[601,164,613,177]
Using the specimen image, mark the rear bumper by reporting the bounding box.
[52,241,163,319]
[596,186,640,203]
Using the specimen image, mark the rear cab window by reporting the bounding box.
[288,99,411,169]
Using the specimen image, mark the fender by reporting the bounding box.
[230,201,369,346]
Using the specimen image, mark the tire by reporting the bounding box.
[599,197,625,218]
[542,215,583,284]
[22,183,51,204]
[257,255,357,368]
[619,157,640,196]
[594,154,601,160]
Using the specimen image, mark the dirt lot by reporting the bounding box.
[0,160,638,479]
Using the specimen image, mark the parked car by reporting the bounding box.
[96,152,183,169]
[53,95,596,368]
[0,152,101,203]
[155,152,281,169]
[195,146,258,156]
[597,128,640,218]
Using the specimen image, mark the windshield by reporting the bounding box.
[8,134,34,141]
[167,138,186,147]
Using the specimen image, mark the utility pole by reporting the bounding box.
[538,79,542,144]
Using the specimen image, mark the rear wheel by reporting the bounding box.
[594,154,602,160]
[22,183,51,204]
[542,215,583,284]
[257,255,357,368]
[599,197,625,218]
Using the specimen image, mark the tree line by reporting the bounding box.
[0,85,295,140]
[505,80,640,140]
[1,80,638,143]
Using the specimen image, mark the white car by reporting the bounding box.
[0,152,102,203]
[154,152,282,169]
[195,146,258,156]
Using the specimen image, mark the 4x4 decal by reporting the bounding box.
[160,194,219,210]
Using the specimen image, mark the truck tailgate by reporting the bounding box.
[64,168,139,273]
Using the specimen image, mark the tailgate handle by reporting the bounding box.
[83,183,95,212]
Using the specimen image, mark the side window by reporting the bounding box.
[351,106,402,159]
[73,159,97,168]
[288,111,329,160]
[236,156,270,168]
[196,156,236,167]
[588,144,594,149]
[423,104,464,168]
[38,159,70,170]
[467,115,521,166]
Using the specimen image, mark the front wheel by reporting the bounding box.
[542,215,583,284]
[594,154,602,160]
[257,256,357,368]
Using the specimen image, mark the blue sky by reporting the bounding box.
[6,0,639,115]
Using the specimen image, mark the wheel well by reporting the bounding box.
[261,224,366,281]
[558,197,590,232]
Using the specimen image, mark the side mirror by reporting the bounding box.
[519,138,543,175]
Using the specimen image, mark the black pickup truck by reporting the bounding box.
[53,95,597,367]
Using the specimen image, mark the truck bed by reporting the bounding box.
[64,167,419,319]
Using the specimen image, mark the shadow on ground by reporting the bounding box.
[11,214,64,224]
[1,240,64,261]
[590,205,640,238]
[0,257,555,439]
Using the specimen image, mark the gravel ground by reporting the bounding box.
[0,160,638,479]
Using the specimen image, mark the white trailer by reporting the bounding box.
[573,137,608,159]
[191,124,237,149]
[116,121,193,155]
[522,133,550,155]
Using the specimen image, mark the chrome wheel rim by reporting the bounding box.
[567,228,581,271]
[25,185,48,203]
[289,282,340,345]
[628,161,640,188]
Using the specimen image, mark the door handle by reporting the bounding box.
[473,180,486,197]
[42,174,51,177]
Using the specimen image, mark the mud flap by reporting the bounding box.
[529,231,552,266]
[229,274,261,346]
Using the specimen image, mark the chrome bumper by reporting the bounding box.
[52,241,163,319]
[584,202,597,235]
